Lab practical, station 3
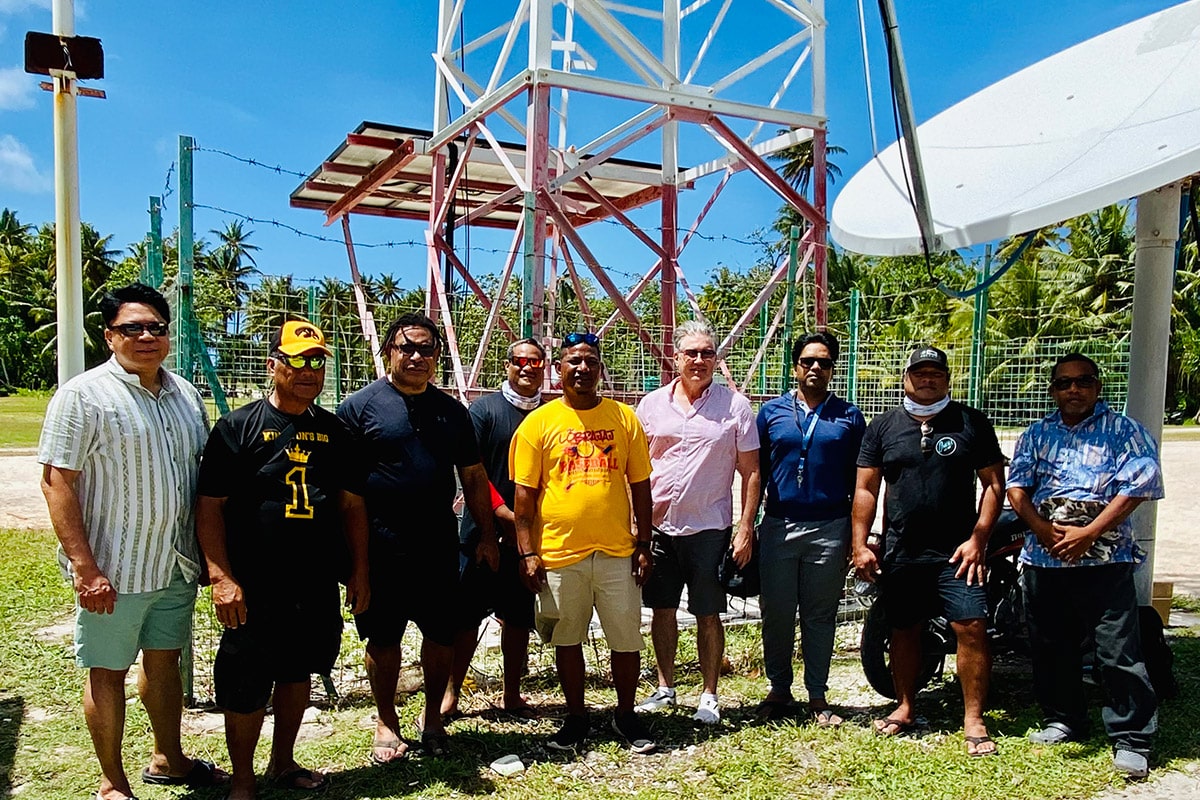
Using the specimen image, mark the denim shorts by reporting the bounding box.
[879,561,988,629]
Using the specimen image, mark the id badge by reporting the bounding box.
[796,457,806,487]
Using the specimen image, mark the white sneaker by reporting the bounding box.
[635,687,677,713]
[692,692,720,725]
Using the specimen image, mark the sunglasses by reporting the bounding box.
[1050,375,1098,391]
[395,332,439,358]
[920,421,934,456]
[563,331,600,348]
[679,348,717,360]
[798,356,835,370]
[109,321,169,337]
[510,356,545,369]
[273,353,326,370]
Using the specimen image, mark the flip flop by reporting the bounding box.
[811,708,844,727]
[272,767,328,791]
[755,698,796,722]
[369,738,408,766]
[422,732,451,757]
[141,758,229,787]
[874,717,918,737]
[966,735,999,757]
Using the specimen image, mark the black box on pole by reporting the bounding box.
[24,31,104,80]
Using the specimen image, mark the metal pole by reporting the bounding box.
[1127,183,1181,605]
[848,287,860,404]
[968,245,991,407]
[176,135,195,379]
[781,225,800,393]
[877,0,939,253]
[759,304,768,395]
[52,0,84,384]
[148,196,163,288]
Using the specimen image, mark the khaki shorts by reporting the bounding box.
[535,551,644,652]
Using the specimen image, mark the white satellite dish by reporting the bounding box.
[831,0,1200,256]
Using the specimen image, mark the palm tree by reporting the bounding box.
[207,221,261,333]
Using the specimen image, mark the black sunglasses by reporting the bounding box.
[273,353,326,370]
[679,348,717,360]
[1050,375,1098,391]
[395,332,439,358]
[798,356,835,370]
[919,421,934,456]
[109,321,169,337]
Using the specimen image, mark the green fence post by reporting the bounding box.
[521,191,537,339]
[176,136,194,380]
[759,304,768,395]
[148,195,163,288]
[848,288,860,405]
[307,286,320,406]
[968,246,991,407]
[781,224,800,393]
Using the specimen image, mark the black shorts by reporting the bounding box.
[641,527,729,617]
[458,544,536,629]
[214,593,342,714]
[354,535,464,647]
[879,561,988,629]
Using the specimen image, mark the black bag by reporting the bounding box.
[718,541,760,598]
[1139,605,1178,701]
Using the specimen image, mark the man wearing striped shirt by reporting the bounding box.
[39,283,225,800]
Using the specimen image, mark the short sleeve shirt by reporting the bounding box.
[757,392,865,522]
[337,378,481,550]
[636,379,758,535]
[510,397,652,569]
[38,357,210,594]
[857,401,1004,564]
[460,390,538,543]
[1007,400,1164,568]
[197,400,365,599]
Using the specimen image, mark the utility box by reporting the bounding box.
[24,31,104,79]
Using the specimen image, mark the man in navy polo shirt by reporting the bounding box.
[755,332,864,724]
[852,345,1005,757]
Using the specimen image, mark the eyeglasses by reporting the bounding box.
[563,332,600,348]
[109,322,169,337]
[395,332,439,358]
[510,356,545,369]
[920,421,934,456]
[1050,375,1098,391]
[273,353,326,370]
[798,356,835,370]
[679,348,717,360]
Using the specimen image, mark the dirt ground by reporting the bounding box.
[5,436,1199,596]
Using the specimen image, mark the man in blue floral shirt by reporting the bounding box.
[1007,353,1164,780]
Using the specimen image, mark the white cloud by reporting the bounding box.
[0,66,35,110]
[0,134,51,193]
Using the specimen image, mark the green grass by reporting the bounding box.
[2,526,1198,799]
[1172,593,1200,613]
[0,393,50,449]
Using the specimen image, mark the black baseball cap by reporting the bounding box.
[905,345,949,372]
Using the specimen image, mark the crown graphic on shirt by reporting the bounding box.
[285,443,311,464]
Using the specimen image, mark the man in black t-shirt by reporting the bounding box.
[445,337,546,720]
[337,312,499,762]
[851,346,1005,757]
[196,320,369,800]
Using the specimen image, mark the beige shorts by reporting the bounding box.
[535,551,645,652]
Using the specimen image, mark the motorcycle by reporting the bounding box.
[857,510,1028,699]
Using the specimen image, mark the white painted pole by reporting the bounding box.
[52,0,85,384]
[1126,183,1180,605]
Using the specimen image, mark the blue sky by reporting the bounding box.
[0,0,1179,291]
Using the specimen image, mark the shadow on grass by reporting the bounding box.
[0,693,22,798]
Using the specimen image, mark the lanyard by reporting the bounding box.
[791,392,828,458]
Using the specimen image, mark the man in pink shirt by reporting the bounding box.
[634,320,761,724]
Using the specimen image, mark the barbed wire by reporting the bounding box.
[189,144,311,179]
[162,162,175,203]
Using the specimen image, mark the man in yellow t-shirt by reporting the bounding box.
[511,332,657,754]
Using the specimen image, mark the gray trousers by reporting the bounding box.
[758,515,850,700]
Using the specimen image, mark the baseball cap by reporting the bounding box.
[905,345,949,372]
[272,319,333,356]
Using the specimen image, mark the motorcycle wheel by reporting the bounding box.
[860,598,947,699]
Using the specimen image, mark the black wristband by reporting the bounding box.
[519,552,539,559]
